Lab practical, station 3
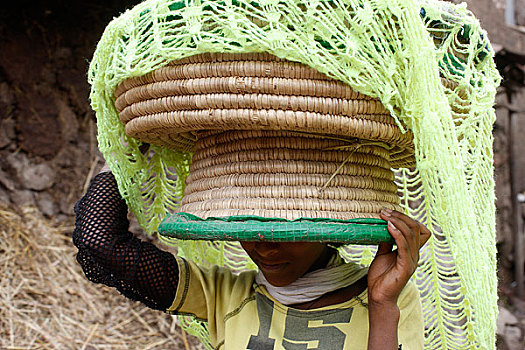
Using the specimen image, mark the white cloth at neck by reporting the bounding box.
[255,253,368,306]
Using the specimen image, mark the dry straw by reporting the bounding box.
[0,204,202,350]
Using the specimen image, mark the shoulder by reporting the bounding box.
[177,257,258,306]
[168,257,257,318]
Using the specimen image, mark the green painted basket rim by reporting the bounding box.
[158,212,393,244]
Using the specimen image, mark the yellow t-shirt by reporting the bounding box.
[168,257,424,350]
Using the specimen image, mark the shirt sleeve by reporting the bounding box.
[397,281,425,349]
[167,257,256,344]
[73,171,179,311]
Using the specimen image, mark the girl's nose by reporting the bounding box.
[253,241,280,258]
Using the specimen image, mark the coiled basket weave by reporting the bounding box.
[114,53,415,242]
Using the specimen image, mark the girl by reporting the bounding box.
[77,0,499,348]
[74,166,430,349]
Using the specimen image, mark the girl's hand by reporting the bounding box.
[367,209,431,306]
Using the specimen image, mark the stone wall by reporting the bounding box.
[0,1,140,221]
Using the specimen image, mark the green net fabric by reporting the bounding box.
[89,0,500,348]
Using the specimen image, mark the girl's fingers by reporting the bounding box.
[392,211,432,249]
[400,215,431,249]
[387,220,411,263]
[386,221,418,278]
[389,210,421,247]
[380,209,433,270]
[419,224,432,248]
[381,210,418,260]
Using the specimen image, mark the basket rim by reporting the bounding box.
[158,212,394,244]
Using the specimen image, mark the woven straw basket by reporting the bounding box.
[115,52,415,240]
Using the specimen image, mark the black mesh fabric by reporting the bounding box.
[73,171,178,311]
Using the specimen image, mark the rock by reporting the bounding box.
[0,117,15,148]
[498,306,519,335]
[16,89,62,159]
[57,100,79,143]
[54,214,73,225]
[496,334,510,350]
[0,167,16,191]
[54,47,73,69]
[41,66,57,85]
[509,295,525,315]
[497,306,524,349]
[0,187,10,205]
[0,83,15,124]
[0,82,15,106]
[21,163,55,191]
[59,195,76,215]
[36,192,58,217]
[6,152,28,174]
[503,325,523,350]
[10,190,35,207]
[55,145,83,168]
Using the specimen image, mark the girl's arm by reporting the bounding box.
[366,209,431,350]
[73,170,179,311]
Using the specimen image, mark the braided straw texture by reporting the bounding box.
[89,0,500,349]
[115,54,415,168]
[180,130,402,220]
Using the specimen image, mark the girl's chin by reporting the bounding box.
[266,279,292,287]
[261,272,298,287]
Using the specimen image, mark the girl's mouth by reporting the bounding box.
[258,261,288,272]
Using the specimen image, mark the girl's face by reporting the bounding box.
[240,241,332,287]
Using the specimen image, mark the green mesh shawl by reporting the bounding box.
[89,0,501,348]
